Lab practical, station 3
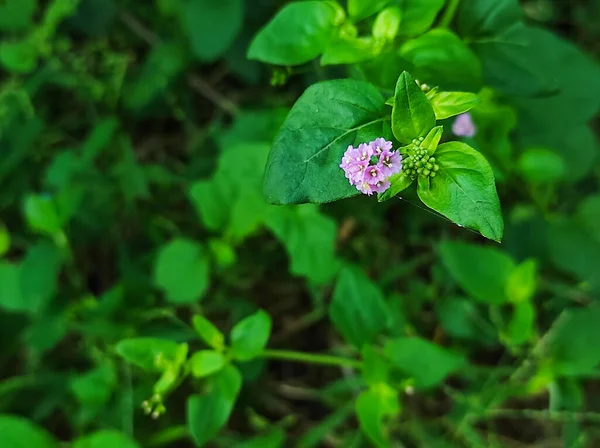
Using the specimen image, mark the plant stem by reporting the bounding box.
[440,0,460,28]
[260,349,362,369]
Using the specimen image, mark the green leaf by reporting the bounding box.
[0,0,38,31]
[189,351,226,378]
[321,36,382,66]
[188,364,242,447]
[73,430,139,448]
[362,345,391,386]
[265,205,340,284]
[248,1,342,66]
[384,337,465,388]
[377,172,413,202]
[372,6,402,41]
[546,307,600,377]
[355,385,399,448]
[181,0,243,62]
[71,362,117,406]
[263,79,385,204]
[505,259,537,303]
[437,297,496,343]
[0,225,9,257]
[517,147,566,184]
[192,315,225,351]
[348,0,390,21]
[457,0,522,39]
[439,241,514,304]
[399,0,446,37]
[506,301,535,346]
[230,310,272,361]
[237,428,286,448]
[400,29,482,91]
[154,239,210,304]
[23,194,62,236]
[391,72,436,144]
[0,40,38,74]
[422,125,443,155]
[0,263,22,312]
[576,195,600,243]
[429,91,480,120]
[115,338,180,372]
[19,242,63,314]
[417,142,503,241]
[329,266,389,349]
[0,415,57,448]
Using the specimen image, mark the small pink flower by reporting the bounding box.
[378,149,402,177]
[371,138,393,155]
[452,113,477,138]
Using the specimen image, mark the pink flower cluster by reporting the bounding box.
[339,138,402,196]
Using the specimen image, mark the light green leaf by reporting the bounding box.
[399,0,446,37]
[0,415,57,448]
[384,337,465,388]
[266,205,340,284]
[188,365,242,447]
[189,351,226,378]
[192,315,225,351]
[505,259,537,303]
[362,345,391,386]
[248,1,342,66]
[377,172,413,202]
[429,91,480,120]
[263,79,386,204]
[0,225,9,257]
[422,125,443,155]
[356,385,399,448]
[73,430,139,448]
[329,266,389,349]
[321,36,382,66]
[417,142,503,241]
[372,6,402,41]
[154,239,210,304]
[348,0,390,21]
[181,0,243,62]
[401,29,482,91]
[115,338,181,372]
[517,147,566,184]
[391,71,435,144]
[23,194,62,236]
[439,241,514,304]
[71,362,117,406]
[506,301,535,346]
[230,310,272,361]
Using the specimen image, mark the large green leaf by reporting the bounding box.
[329,266,389,349]
[391,72,435,144]
[247,1,342,66]
[0,415,57,448]
[400,29,482,92]
[229,310,272,361]
[417,142,503,241]
[439,241,515,304]
[73,430,139,448]
[384,337,465,388]
[188,365,242,447]
[181,0,243,62]
[263,79,386,204]
[154,239,210,304]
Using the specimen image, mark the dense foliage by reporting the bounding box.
[2,0,600,447]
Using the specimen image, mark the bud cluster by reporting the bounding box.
[142,393,166,420]
[402,138,440,180]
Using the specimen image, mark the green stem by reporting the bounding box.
[260,349,362,369]
[440,0,460,28]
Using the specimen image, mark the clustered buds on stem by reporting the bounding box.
[402,137,440,180]
[141,393,166,420]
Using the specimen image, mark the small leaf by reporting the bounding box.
[356,385,399,448]
[115,338,180,372]
[439,241,515,304]
[188,365,242,447]
[189,351,226,378]
[0,414,57,448]
[399,0,446,37]
[391,72,436,144]
[505,259,537,303]
[19,241,63,314]
[23,194,62,236]
[248,1,342,66]
[422,125,443,155]
[348,0,391,21]
[377,172,413,202]
[506,301,535,346]
[517,147,566,184]
[417,142,503,241]
[193,315,225,351]
[230,310,272,361]
[73,430,139,448]
[154,239,210,304]
[321,36,382,66]
[362,345,391,386]
[372,6,402,41]
[71,362,117,406]
[429,91,480,120]
[384,337,465,388]
[329,266,389,349]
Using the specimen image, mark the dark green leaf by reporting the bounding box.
[19,242,64,314]
[264,79,385,204]
[0,262,22,312]
[391,72,435,144]
[517,147,566,183]
[417,142,503,241]
[0,0,37,31]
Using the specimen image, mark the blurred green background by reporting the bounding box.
[2,0,600,447]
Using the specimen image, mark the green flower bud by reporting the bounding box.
[429,157,436,163]
[430,172,437,177]
[417,167,423,174]
[423,169,431,176]
[426,163,433,170]
[433,164,440,172]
